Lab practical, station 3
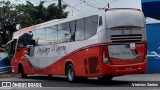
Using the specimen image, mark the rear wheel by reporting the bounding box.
[98,76,113,82]
[48,75,52,77]
[20,65,27,78]
[66,64,76,82]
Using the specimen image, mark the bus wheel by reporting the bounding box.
[48,75,52,77]
[20,65,27,78]
[66,64,76,82]
[98,76,113,82]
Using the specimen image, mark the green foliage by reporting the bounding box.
[0,1,17,45]
[0,1,68,46]
[16,1,68,28]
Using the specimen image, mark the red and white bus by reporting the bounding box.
[7,8,147,82]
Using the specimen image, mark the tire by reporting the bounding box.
[66,64,76,82]
[98,76,113,82]
[20,65,27,78]
[48,75,52,77]
[76,77,88,82]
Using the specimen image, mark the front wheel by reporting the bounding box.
[66,64,76,82]
[20,65,27,78]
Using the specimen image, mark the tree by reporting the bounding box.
[0,1,68,46]
[0,1,17,46]
[16,1,68,28]
[46,3,68,20]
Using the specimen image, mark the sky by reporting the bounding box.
[1,0,158,24]
[1,0,142,17]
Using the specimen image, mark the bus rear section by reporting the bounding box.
[99,9,147,77]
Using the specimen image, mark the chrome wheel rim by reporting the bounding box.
[68,67,74,81]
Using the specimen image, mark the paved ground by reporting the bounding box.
[0,74,160,90]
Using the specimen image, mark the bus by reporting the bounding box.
[7,8,147,82]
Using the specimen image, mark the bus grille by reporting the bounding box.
[88,56,99,74]
[111,34,142,42]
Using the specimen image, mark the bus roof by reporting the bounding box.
[13,8,142,39]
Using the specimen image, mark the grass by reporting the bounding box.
[0,73,19,78]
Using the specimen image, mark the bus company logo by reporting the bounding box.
[2,82,11,88]
[37,43,67,56]
[147,47,160,59]
[147,50,160,59]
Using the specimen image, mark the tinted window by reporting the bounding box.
[99,16,102,26]
[36,28,46,45]
[32,30,36,40]
[106,10,145,28]
[18,32,33,47]
[46,25,58,45]
[75,19,85,41]
[31,30,37,46]
[62,23,71,42]
[58,23,71,43]
[69,21,76,41]
[85,15,98,39]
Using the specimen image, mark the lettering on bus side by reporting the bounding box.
[37,47,50,55]
[51,44,67,55]
[110,51,131,57]
[37,43,67,55]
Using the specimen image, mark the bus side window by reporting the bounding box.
[18,32,33,48]
[36,28,46,46]
[46,25,58,45]
[58,22,71,43]
[85,15,98,39]
[75,19,85,41]
[58,24,65,43]
[99,16,102,26]
[69,21,76,42]
[52,25,58,44]
[62,22,71,42]
[32,29,38,46]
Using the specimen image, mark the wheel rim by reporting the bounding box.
[68,66,74,81]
